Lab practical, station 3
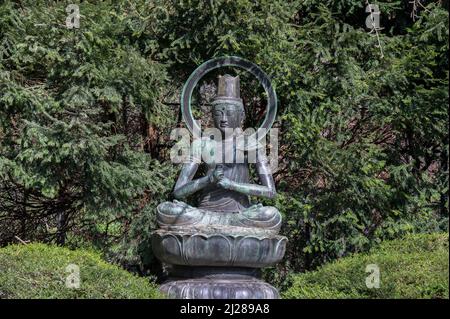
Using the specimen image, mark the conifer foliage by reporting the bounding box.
[0,0,448,281]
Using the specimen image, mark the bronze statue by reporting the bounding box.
[152,56,286,299]
[157,75,281,234]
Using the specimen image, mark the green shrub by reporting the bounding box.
[1,0,448,280]
[0,243,162,299]
[283,233,449,299]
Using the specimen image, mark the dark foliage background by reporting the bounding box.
[0,0,448,288]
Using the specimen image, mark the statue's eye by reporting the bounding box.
[226,110,234,116]
[214,111,222,117]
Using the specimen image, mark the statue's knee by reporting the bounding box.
[157,201,186,216]
[242,206,280,222]
[157,202,172,215]
[259,206,280,221]
[237,206,281,232]
[157,201,204,228]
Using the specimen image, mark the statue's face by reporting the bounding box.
[212,103,244,133]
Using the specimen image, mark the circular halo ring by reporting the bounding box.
[181,56,277,151]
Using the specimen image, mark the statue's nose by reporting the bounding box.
[219,112,227,121]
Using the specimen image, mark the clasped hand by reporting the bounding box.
[209,165,233,189]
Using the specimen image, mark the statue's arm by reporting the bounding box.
[173,162,213,199]
[222,158,276,199]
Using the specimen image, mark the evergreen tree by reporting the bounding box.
[0,0,448,285]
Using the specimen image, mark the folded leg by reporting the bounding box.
[157,200,204,228]
[233,204,282,233]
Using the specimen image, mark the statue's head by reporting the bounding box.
[211,74,245,133]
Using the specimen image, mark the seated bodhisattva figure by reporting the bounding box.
[157,75,281,234]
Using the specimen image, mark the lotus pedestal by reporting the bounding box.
[151,229,287,299]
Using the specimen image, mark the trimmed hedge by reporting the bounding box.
[283,233,449,299]
[0,243,162,299]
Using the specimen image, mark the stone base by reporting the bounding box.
[161,278,279,299]
[151,229,287,268]
[151,228,286,299]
